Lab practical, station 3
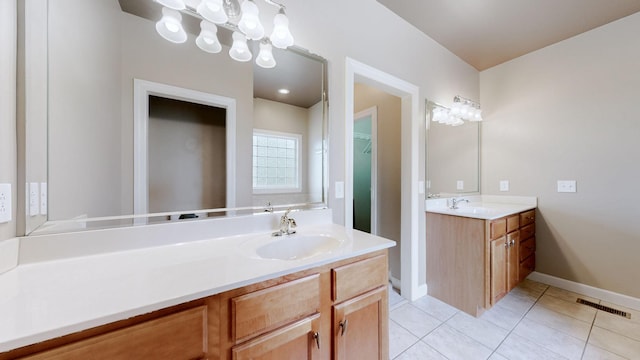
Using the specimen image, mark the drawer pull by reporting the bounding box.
[339,319,348,336]
[313,332,320,349]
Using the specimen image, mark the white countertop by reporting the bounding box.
[0,222,395,352]
[426,195,537,220]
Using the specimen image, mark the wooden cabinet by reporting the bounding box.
[2,251,389,360]
[20,307,208,360]
[426,208,536,316]
[331,255,388,360]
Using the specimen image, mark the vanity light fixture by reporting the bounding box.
[431,96,482,126]
[155,7,188,44]
[153,0,294,69]
[256,41,276,68]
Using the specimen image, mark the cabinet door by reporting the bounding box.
[333,286,388,360]
[231,314,321,360]
[490,236,507,305]
[506,231,520,291]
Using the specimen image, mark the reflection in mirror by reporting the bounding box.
[425,100,480,196]
[21,0,327,234]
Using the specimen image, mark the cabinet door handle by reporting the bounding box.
[313,332,320,349]
[339,319,348,336]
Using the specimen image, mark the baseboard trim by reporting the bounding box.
[528,271,640,311]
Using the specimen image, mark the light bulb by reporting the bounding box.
[256,42,276,68]
[270,12,294,49]
[155,7,187,44]
[197,0,228,24]
[473,108,483,121]
[154,0,185,10]
[196,21,222,53]
[238,0,265,40]
[229,32,252,62]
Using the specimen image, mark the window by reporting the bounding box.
[253,130,301,193]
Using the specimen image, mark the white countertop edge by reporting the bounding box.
[0,226,395,352]
[425,195,537,220]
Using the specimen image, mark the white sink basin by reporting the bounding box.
[254,234,342,260]
[454,206,491,215]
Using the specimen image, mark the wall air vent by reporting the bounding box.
[576,298,631,319]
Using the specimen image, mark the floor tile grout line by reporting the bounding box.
[486,284,550,359]
[580,306,598,360]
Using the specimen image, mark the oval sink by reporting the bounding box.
[256,234,342,260]
[454,206,491,215]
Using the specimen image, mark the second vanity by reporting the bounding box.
[0,209,395,359]
[426,195,537,317]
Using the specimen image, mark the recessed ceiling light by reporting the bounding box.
[278,88,290,95]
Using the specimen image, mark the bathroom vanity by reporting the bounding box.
[426,196,537,316]
[0,210,395,359]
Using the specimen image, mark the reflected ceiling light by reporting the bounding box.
[229,31,252,62]
[154,0,186,10]
[152,0,294,69]
[431,96,482,127]
[238,0,265,40]
[197,0,228,24]
[155,7,187,43]
[196,21,222,53]
[270,10,294,49]
[256,41,276,68]
[278,88,290,94]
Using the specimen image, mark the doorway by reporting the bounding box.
[345,58,425,301]
[353,107,378,235]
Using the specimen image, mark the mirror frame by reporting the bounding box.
[18,0,329,235]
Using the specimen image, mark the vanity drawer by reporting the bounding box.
[489,218,507,240]
[520,224,535,241]
[520,237,536,262]
[231,274,320,343]
[22,306,208,360]
[332,254,387,303]
[520,210,535,226]
[507,215,519,233]
[519,253,535,282]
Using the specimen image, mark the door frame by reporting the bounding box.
[344,58,426,301]
[133,79,237,216]
[353,106,378,235]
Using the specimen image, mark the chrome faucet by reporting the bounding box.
[450,198,469,209]
[272,209,297,236]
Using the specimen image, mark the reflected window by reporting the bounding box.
[252,130,301,193]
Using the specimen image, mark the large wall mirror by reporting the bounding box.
[20,0,327,234]
[425,99,480,196]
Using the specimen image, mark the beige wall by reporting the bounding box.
[0,0,17,240]
[354,83,402,281]
[480,12,640,298]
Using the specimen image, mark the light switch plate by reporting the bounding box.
[0,184,11,223]
[29,182,39,216]
[499,180,510,192]
[557,180,577,193]
[456,180,464,190]
[335,181,344,199]
[418,181,425,194]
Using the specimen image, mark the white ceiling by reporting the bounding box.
[376,0,640,70]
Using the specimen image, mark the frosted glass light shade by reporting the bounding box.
[256,42,276,68]
[155,0,185,10]
[238,0,265,40]
[472,108,483,121]
[155,7,187,44]
[197,0,228,24]
[196,21,222,53]
[270,12,294,49]
[229,32,252,62]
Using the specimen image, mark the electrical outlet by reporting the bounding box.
[456,180,464,190]
[40,182,48,215]
[0,183,11,223]
[557,180,577,193]
[29,182,39,216]
[499,180,510,192]
[335,181,344,199]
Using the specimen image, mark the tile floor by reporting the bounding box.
[388,280,640,359]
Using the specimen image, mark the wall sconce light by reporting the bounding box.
[431,95,482,126]
[153,0,294,69]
